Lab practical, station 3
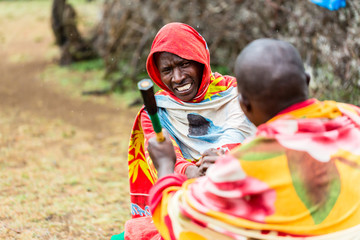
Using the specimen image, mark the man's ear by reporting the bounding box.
[239,94,251,113]
[305,72,311,86]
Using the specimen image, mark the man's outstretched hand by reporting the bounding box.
[148,129,177,178]
[185,148,225,178]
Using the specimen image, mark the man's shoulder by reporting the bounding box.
[232,136,286,161]
[212,72,236,85]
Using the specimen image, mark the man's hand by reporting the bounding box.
[185,148,225,178]
[148,129,177,178]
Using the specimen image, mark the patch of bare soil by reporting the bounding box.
[0,2,137,239]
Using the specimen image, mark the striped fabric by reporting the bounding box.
[149,99,360,239]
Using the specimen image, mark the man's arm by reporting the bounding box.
[148,173,187,240]
[148,139,278,240]
[142,111,225,178]
[141,111,200,177]
[147,129,224,181]
[147,129,177,178]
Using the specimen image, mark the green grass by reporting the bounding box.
[41,59,143,108]
[2,1,136,239]
[70,58,105,72]
[0,1,50,16]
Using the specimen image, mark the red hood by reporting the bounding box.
[146,22,211,102]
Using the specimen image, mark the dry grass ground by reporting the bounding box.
[0,1,137,239]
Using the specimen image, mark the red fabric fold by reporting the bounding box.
[124,216,162,240]
[149,174,187,215]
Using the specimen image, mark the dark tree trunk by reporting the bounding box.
[51,0,97,65]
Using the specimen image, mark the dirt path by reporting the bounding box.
[0,2,137,239]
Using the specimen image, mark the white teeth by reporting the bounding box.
[176,83,191,92]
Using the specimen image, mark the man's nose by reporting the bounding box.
[172,67,185,84]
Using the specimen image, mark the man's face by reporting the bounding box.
[155,52,203,102]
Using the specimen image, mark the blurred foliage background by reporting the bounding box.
[56,0,359,105]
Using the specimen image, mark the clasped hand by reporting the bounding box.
[148,129,225,179]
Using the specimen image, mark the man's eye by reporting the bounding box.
[162,68,171,74]
[181,62,190,67]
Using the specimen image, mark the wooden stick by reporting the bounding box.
[137,79,165,142]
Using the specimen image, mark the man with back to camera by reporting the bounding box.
[147,38,360,240]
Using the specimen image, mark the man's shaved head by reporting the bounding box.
[234,39,310,126]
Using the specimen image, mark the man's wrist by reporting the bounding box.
[185,165,199,179]
[157,160,175,178]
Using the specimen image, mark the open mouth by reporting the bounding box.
[175,83,192,93]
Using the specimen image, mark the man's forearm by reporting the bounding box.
[157,160,175,178]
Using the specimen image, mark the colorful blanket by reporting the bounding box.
[149,99,360,239]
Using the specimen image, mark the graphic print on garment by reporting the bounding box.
[187,113,224,144]
[187,113,211,136]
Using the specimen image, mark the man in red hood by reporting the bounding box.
[127,22,255,220]
[145,22,255,176]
